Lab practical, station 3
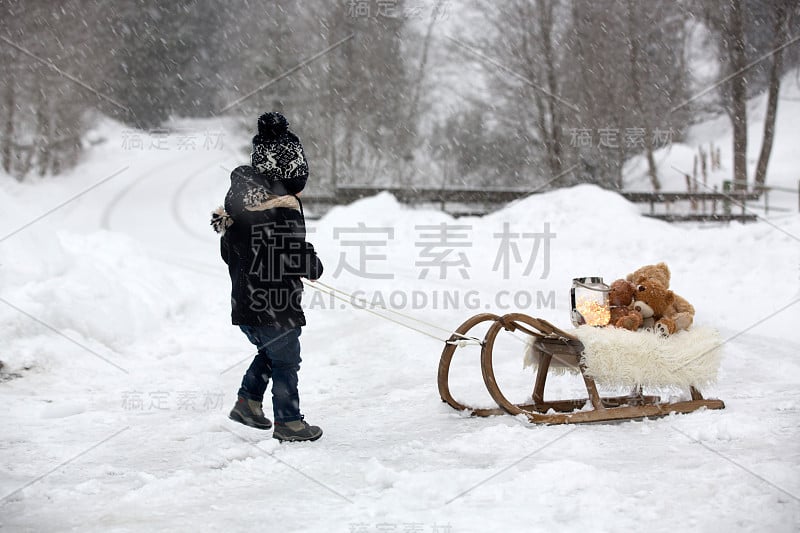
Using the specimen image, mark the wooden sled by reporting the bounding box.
[438,313,725,424]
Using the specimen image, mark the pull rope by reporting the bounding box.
[303,279,483,346]
[309,280,473,337]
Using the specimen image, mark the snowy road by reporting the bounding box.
[1,119,799,532]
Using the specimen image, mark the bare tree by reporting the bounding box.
[626,1,657,190]
[471,0,569,185]
[754,0,794,189]
[0,0,90,179]
[726,0,749,190]
[536,0,564,178]
[466,0,692,190]
[0,39,15,175]
[696,0,800,191]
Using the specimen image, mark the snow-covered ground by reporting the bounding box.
[1,92,799,532]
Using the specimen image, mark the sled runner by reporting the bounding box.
[438,313,725,424]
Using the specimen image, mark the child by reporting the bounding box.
[211,112,324,442]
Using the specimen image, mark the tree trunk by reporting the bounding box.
[325,21,340,190]
[344,33,353,174]
[2,76,13,175]
[754,1,788,189]
[644,132,660,191]
[627,0,660,191]
[728,0,748,190]
[615,114,625,190]
[538,0,563,178]
[406,0,444,124]
[533,90,552,172]
[37,83,51,177]
[570,2,595,180]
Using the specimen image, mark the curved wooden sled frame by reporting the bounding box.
[438,313,725,424]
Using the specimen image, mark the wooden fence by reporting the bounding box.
[301,184,791,223]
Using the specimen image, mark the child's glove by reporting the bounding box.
[210,206,233,235]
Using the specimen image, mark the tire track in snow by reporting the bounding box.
[100,155,191,231]
[169,161,228,242]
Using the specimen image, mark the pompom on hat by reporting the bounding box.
[251,112,309,194]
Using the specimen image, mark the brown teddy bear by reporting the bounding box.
[627,262,671,287]
[607,279,643,331]
[627,262,695,333]
[631,279,678,335]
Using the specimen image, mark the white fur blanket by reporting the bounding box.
[524,326,722,390]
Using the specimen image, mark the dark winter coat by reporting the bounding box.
[212,165,323,328]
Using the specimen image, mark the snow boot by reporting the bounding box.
[229,397,272,430]
[272,418,323,442]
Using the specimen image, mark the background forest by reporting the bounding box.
[1,0,798,192]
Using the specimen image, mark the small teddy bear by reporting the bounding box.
[627,262,695,332]
[632,279,674,335]
[607,279,643,331]
[632,279,687,336]
[632,294,656,330]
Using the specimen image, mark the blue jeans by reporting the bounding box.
[237,325,302,423]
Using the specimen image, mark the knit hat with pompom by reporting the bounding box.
[251,112,309,194]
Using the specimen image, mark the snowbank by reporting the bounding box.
[314,185,799,339]
[0,189,195,374]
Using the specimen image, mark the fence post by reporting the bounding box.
[722,180,731,216]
